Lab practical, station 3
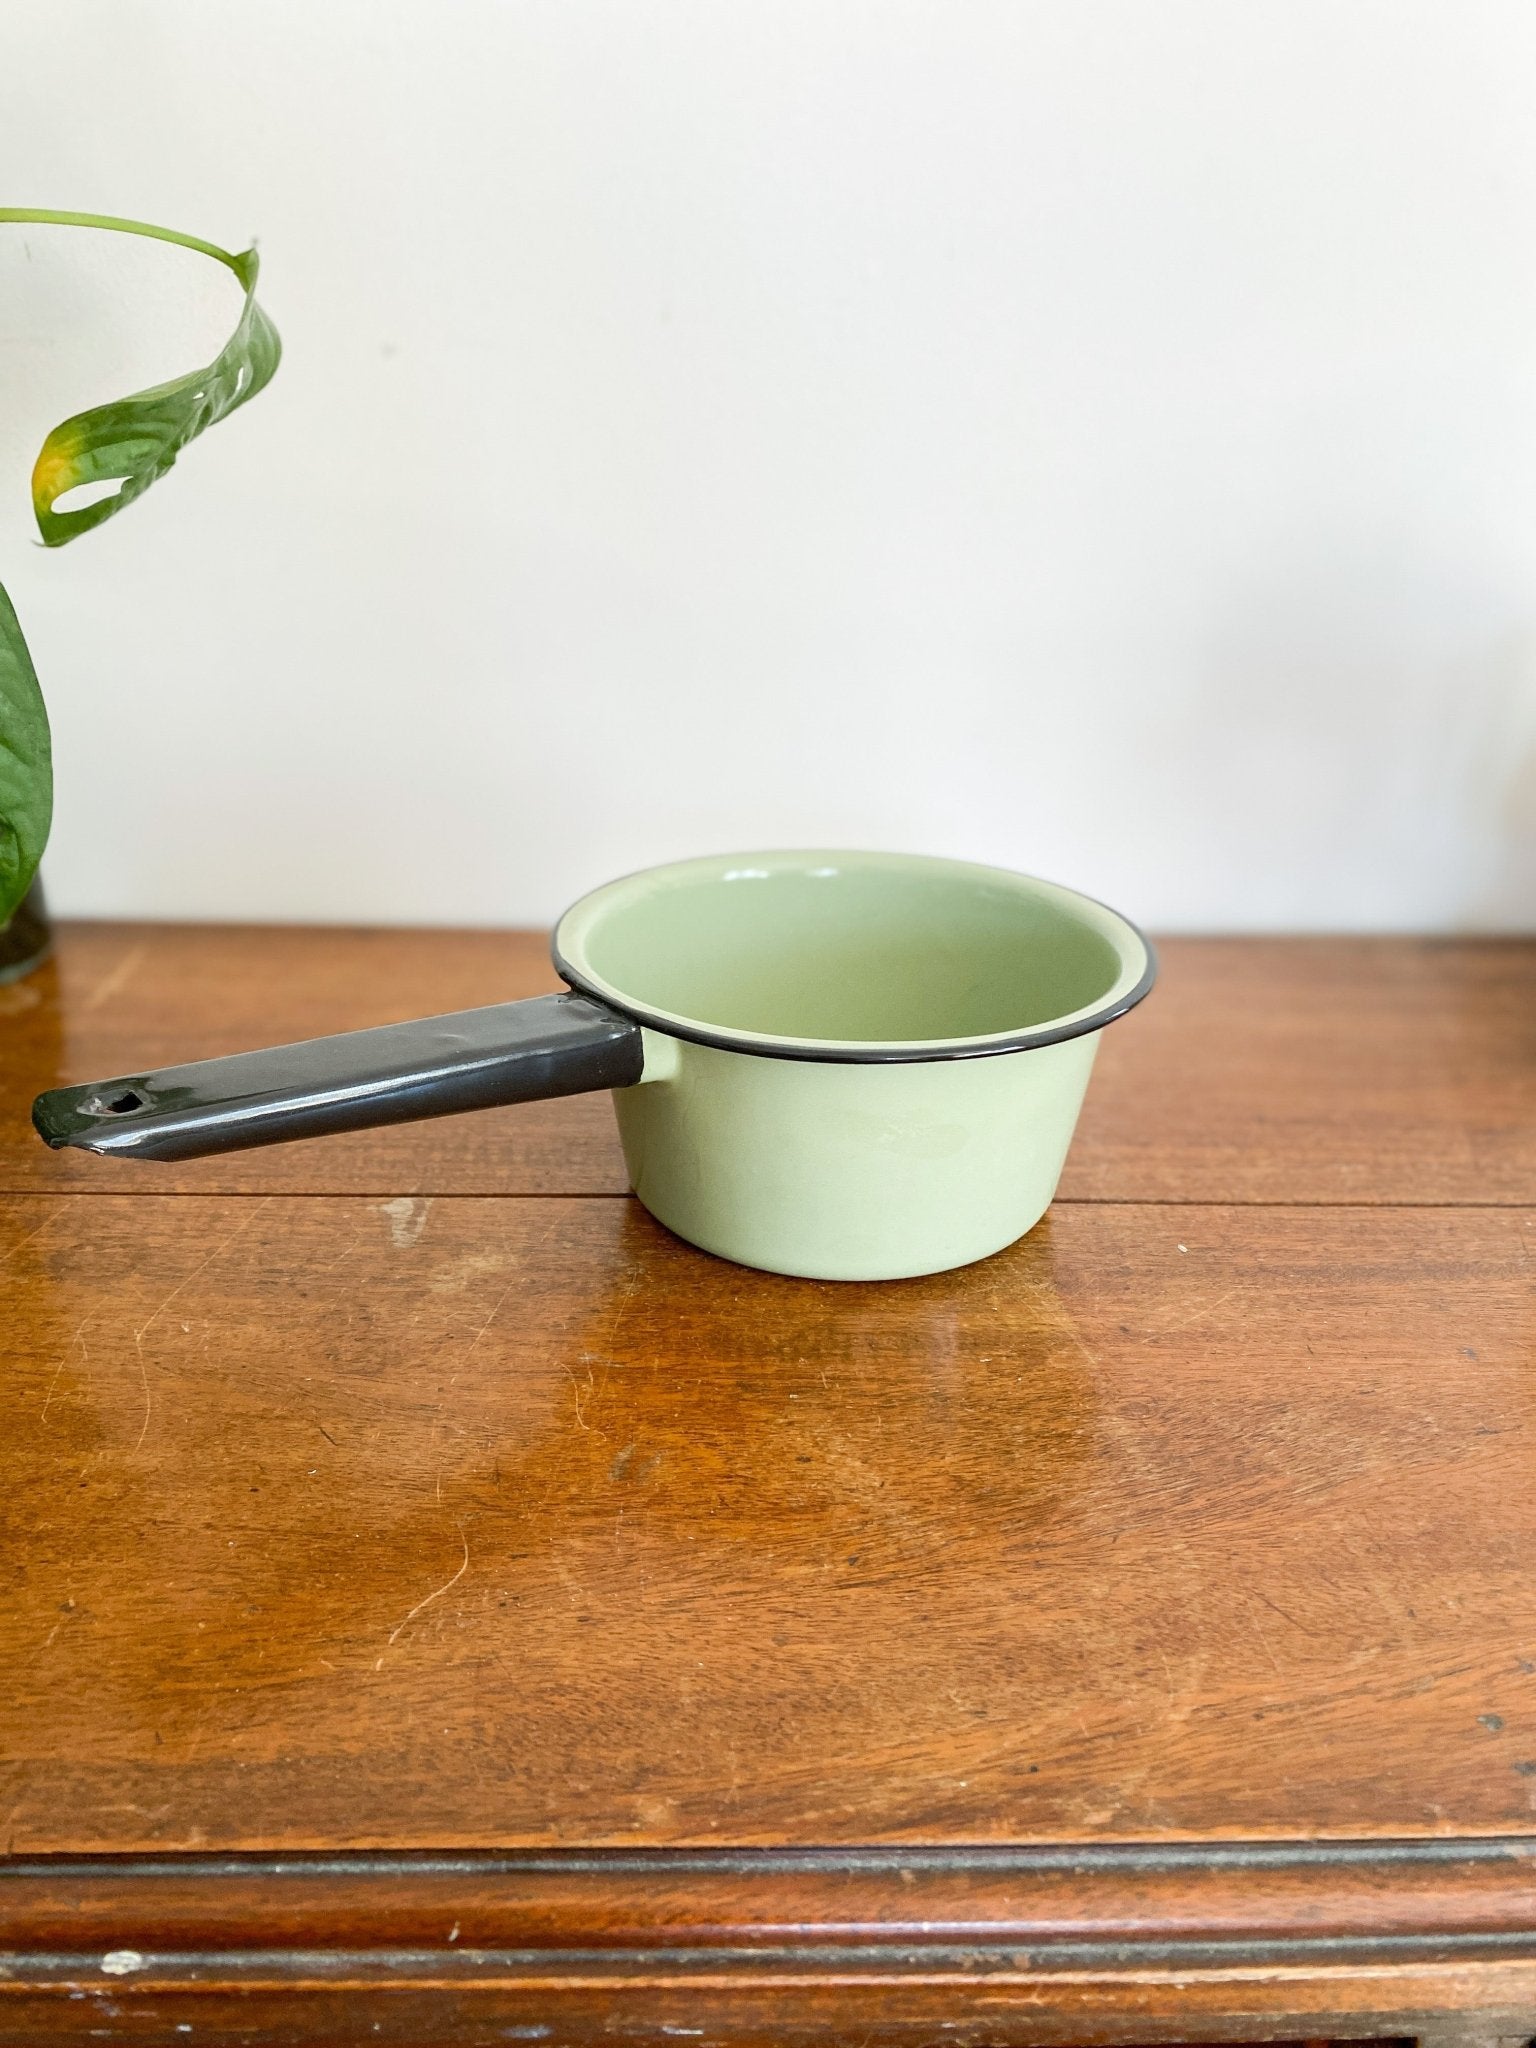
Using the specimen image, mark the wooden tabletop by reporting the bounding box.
[2,924,1534,2044]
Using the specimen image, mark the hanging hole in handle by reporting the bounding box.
[83,1088,147,1116]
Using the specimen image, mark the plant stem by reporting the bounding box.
[0,208,244,280]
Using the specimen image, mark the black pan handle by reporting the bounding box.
[31,992,644,1161]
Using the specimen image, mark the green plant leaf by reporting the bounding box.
[0,210,278,927]
[0,580,52,928]
[30,242,280,547]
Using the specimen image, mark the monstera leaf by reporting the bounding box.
[30,245,280,546]
[0,210,279,925]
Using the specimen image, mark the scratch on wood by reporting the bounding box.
[41,1315,91,1422]
[1142,1288,1242,1335]
[567,1361,597,1431]
[0,1206,67,1275]
[131,1328,152,1453]
[603,1273,642,1355]
[1251,1586,1326,1638]
[386,1525,470,1647]
[455,1277,520,1373]
[316,1224,366,1276]
[79,943,147,1014]
[427,1273,522,1499]
[128,1199,272,1454]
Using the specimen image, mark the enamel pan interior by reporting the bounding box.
[553,850,1155,1065]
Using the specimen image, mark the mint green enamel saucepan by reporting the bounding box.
[32,852,1155,1280]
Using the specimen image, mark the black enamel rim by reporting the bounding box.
[550,893,1158,1068]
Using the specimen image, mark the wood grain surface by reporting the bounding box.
[3,923,1535,2043]
[4,923,1536,1202]
[3,1193,1533,1851]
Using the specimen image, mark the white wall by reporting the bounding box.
[4,0,1536,932]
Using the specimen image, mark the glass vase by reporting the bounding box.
[0,876,53,985]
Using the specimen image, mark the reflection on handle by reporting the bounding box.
[31,992,643,1161]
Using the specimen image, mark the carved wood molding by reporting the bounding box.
[2,1840,1534,2043]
